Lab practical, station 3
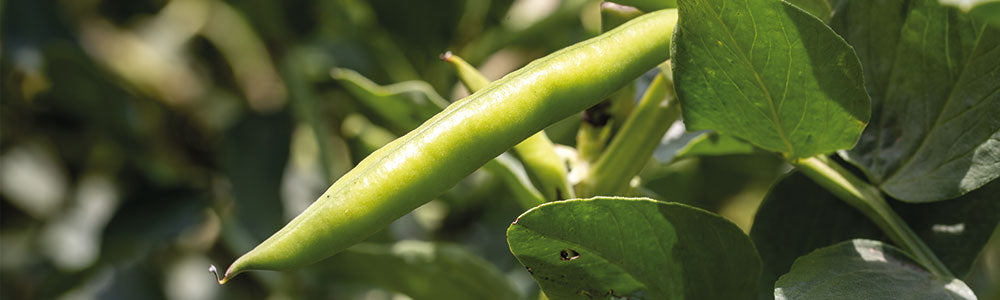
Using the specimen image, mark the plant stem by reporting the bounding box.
[793,156,954,278]
[577,70,680,197]
[485,155,547,209]
[573,1,643,165]
[575,111,614,163]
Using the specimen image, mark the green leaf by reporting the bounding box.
[672,0,870,159]
[892,182,1000,278]
[749,172,882,299]
[507,197,761,299]
[785,0,838,23]
[327,241,523,300]
[331,68,450,135]
[774,239,976,299]
[676,131,757,160]
[940,0,1000,26]
[653,123,757,164]
[751,172,1000,295]
[835,0,1000,202]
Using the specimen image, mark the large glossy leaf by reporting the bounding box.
[751,172,1000,296]
[672,0,870,159]
[507,197,761,299]
[774,239,976,299]
[836,0,1000,202]
[749,172,882,299]
[326,241,523,300]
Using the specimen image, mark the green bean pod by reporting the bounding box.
[442,52,574,200]
[575,2,645,164]
[215,9,677,284]
[333,65,548,209]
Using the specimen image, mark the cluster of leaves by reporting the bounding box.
[502,0,1000,298]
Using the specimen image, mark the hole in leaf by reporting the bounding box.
[560,249,580,261]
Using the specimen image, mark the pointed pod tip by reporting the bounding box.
[209,264,235,285]
[439,51,453,62]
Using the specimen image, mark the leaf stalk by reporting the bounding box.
[792,156,953,278]
[577,69,679,197]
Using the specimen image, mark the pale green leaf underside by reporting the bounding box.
[507,197,760,299]
[836,0,1000,202]
[329,241,523,300]
[653,123,757,164]
[673,0,870,159]
[675,131,757,159]
[775,239,976,299]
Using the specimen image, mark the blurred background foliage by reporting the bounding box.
[3,0,990,299]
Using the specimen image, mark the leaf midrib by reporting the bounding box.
[883,22,993,184]
[700,0,797,155]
